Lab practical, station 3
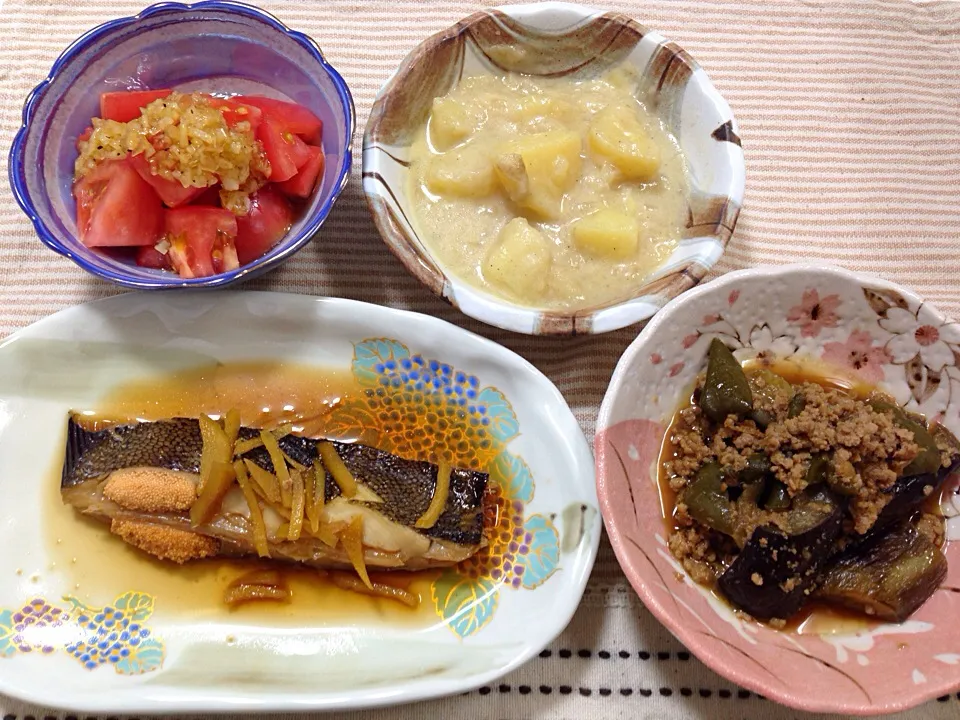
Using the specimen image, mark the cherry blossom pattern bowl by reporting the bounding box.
[595,264,960,715]
[362,1,744,335]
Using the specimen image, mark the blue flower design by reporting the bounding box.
[115,637,165,675]
[349,338,561,638]
[475,387,519,442]
[0,592,166,675]
[353,338,410,387]
[114,592,154,622]
[344,339,520,468]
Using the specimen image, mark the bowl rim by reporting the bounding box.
[595,262,959,715]
[7,0,356,289]
[362,0,745,336]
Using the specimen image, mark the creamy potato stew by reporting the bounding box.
[408,69,689,311]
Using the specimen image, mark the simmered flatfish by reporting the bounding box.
[61,415,489,572]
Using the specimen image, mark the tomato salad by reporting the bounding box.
[73,90,325,279]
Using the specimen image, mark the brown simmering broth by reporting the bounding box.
[656,356,947,632]
[45,361,476,627]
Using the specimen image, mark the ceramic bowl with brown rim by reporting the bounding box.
[362,2,744,335]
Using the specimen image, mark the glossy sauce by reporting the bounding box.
[656,357,932,634]
[45,361,454,628]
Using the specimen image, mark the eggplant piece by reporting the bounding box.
[700,338,753,423]
[874,472,939,532]
[681,462,735,536]
[874,451,960,533]
[717,487,844,620]
[817,522,947,622]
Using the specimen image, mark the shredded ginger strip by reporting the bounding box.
[415,463,452,529]
[234,459,270,557]
[318,441,358,498]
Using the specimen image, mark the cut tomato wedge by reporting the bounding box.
[135,244,172,270]
[74,159,164,248]
[100,89,173,123]
[235,187,293,265]
[277,145,325,198]
[192,185,223,206]
[236,95,323,143]
[165,207,239,279]
[289,134,314,170]
[129,152,207,208]
[257,118,311,182]
[199,94,263,132]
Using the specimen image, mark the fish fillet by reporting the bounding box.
[61,416,489,570]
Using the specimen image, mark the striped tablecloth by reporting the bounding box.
[1,0,959,717]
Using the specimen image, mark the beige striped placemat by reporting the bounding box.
[1,0,959,717]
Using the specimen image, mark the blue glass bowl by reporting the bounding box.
[9,0,355,289]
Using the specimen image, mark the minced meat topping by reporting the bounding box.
[661,343,959,627]
[666,372,920,535]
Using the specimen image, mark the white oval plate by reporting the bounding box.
[0,291,599,714]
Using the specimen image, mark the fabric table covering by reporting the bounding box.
[1,0,959,717]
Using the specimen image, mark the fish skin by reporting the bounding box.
[63,417,203,484]
[62,416,487,547]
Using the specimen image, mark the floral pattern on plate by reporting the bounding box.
[0,291,597,713]
[335,339,560,638]
[0,592,164,674]
[596,265,960,715]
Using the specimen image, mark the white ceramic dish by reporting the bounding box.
[0,291,599,714]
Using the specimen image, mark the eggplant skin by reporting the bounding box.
[817,522,947,622]
[874,451,960,534]
[873,472,938,533]
[717,500,844,621]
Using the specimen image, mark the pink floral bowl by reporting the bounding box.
[595,264,960,715]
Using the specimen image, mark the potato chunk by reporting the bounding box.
[510,96,576,127]
[483,218,553,300]
[424,144,495,198]
[587,106,661,181]
[494,130,582,220]
[572,208,640,259]
[429,97,477,151]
